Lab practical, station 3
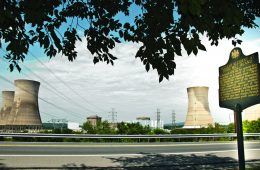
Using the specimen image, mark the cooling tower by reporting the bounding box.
[7,79,42,128]
[0,91,15,125]
[243,104,260,121]
[184,86,214,128]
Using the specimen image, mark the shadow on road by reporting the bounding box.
[0,154,260,169]
[0,162,9,170]
[62,154,260,170]
[107,153,237,169]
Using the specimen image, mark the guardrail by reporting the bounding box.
[0,133,260,139]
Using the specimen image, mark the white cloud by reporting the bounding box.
[1,36,260,124]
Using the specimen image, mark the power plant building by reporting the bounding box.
[136,116,151,127]
[183,86,214,128]
[0,79,42,131]
[0,91,15,127]
[87,115,102,127]
[131,118,164,129]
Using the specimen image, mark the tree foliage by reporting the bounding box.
[243,118,260,133]
[152,128,169,134]
[171,123,226,134]
[226,123,235,133]
[117,122,151,134]
[0,0,259,81]
[82,120,116,134]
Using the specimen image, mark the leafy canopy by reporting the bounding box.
[0,0,259,82]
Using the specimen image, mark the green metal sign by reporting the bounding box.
[219,47,260,110]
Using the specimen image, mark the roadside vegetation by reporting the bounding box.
[0,119,259,142]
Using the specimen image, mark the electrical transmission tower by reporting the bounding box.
[50,119,67,130]
[156,108,160,128]
[109,108,117,123]
[172,110,176,129]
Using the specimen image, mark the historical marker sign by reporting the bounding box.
[219,47,260,170]
[219,47,260,110]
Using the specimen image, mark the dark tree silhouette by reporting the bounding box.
[0,0,259,82]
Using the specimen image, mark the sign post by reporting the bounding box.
[235,104,245,170]
[219,47,260,170]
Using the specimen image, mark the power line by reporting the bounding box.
[1,57,68,102]
[41,111,59,118]
[0,56,83,119]
[0,75,85,122]
[29,51,107,113]
[0,61,61,121]
[20,62,97,115]
[0,48,96,117]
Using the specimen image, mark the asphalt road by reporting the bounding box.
[0,141,260,169]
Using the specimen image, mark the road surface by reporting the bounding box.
[0,141,260,169]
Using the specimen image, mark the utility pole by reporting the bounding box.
[156,108,160,128]
[172,110,176,129]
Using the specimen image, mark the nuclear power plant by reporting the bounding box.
[183,86,214,128]
[243,104,260,121]
[0,79,42,131]
[0,91,15,126]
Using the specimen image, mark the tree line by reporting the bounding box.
[0,118,259,142]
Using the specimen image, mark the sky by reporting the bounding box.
[0,19,259,125]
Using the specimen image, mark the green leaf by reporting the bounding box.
[103,27,109,36]
[145,63,150,72]
[237,39,242,44]
[159,74,163,83]
[50,29,62,51]
[124,23,130,29]
[164,74,169,80]
[43,36,50,48]
[232,40,236,46]
[119,30,123,38]
[93,57,99,64]
[198,43,206,51]
[16,64,21,72]
[9,64,14,72]
[31,36,38,42]
[110,60,114,65]
[114,37,121,43]
[6,43,12,52]
[108,53,117,60]
[193,47,198,55]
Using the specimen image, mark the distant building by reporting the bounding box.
[87,115,101,127]
[164,122,185,129]
[136,116,150,127]
[183,86,214,128]
[0,91,14,127]
[68,122,81,131]
[0,79,42,131]
[150,120,164,129]
[130,118,164,129]
[42,122,68,130]
[243,104,260,121]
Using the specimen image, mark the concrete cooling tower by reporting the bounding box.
[7,79,42,129]
[243,104,260,121]
[0,91,14,126]
[184,86,214,128]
